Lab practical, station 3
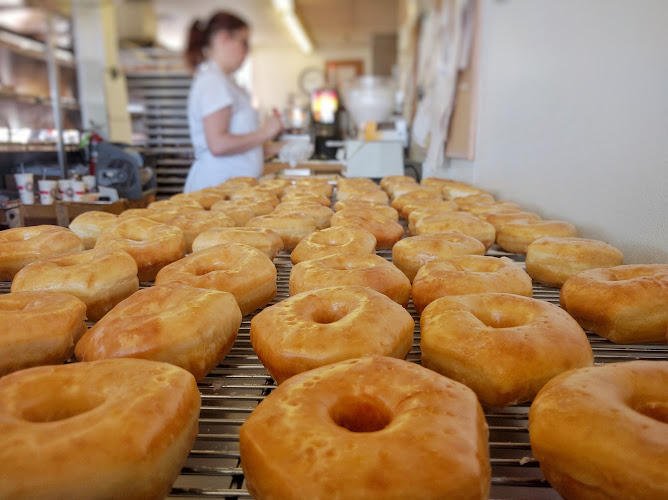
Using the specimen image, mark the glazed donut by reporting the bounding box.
[390,189,442,212]
[385,182,425,200]
[155,242,277,316]
[560,264,668,343]
[392,232,486,282]
[290,253,411,306]
[484,210,542,231]
[0,225,84,281]
[69,211,119,249]
[119,208,187,224]
[202,185,235,199]
[246,212,317,250]
[441,182,489,200]
[253,183,287,199]
[210,198,274,217]
[496,220,577,254]
[0,358,200,499]
[164,210,235,252]
[75,286,242,380]
[526,237,624,287]
[414,212,496,250]
[330,208,404,250]
[250,285,414,383]
[11,248,139,321]
[421,293,593,407]
[170,191,223,210]
[192,227,284,260]
[280,192,331,207]
[287,179,333,198]
[338,177,377,192]
[380,175,417,192]
[412,256,533,314]
[336,188,389,205]
[273,202,333,230]
[95,217,186,282]
[225,175,259,186]
[209,202,257,225]
[258,178,292,196]
[240,355,490,500]
[529,360,668,500]
[463,201,521,217]
[401,200,458,219]
[0,291,87,376]
[230,188,280,207]
[420,177,460,189]
[290,226,377,264]
[407,206,460,233]
[454,193,495,209]
[148,198,203,211]
[333,200,399,221]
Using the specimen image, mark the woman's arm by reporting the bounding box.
[203,106,282,156]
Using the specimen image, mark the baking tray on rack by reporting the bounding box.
[1,247,666,500]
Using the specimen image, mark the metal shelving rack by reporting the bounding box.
[124,48,193,199]
[1,246,666,499]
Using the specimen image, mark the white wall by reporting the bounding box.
[447,0,668,263]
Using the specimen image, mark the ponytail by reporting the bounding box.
[184,12,249,71]
[185,19,207,70]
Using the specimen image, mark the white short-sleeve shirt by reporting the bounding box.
[184,61,262,192]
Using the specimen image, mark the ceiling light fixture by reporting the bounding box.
[272,0,313,54]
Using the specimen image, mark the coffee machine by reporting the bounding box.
[310,88,341,159]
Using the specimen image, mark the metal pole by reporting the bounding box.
[45,12,67,177]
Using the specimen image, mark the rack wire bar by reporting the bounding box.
[1,242,666,500]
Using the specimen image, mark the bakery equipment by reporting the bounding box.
[340,76,407,178]
[310,88,342,159]
[95,142,156,201]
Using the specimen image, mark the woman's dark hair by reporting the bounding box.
[185,11,249,70]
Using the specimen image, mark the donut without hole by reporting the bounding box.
[420,293,593,408]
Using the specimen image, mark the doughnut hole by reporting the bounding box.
[21,389,104,423]
[471,308,534,329]
[325,260,372,271]
[311,303,351,324]
[606,267,658,281]
[330,395,392,433]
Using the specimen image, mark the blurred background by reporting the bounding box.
[0,0,666,261]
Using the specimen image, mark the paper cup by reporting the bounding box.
[14,173,35,205]
[58,179,74,202]
[82,175,96,192]
[73,181,87,202]
[38,179,58,205]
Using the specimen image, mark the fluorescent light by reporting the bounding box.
[272,0,313,54]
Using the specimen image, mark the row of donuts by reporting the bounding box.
[0,173,664,498]
[235,176,667,499]
[0,176,342,498]
[344,174,668,344]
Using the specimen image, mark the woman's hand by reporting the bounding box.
[260,109,284,141]
[263,141,285,158]
[204,106,283,157]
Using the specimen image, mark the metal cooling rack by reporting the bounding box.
[1,248,666,500]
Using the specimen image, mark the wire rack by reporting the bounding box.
[1,247,666,500]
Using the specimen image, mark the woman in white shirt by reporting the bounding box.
[183,12,282,192]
